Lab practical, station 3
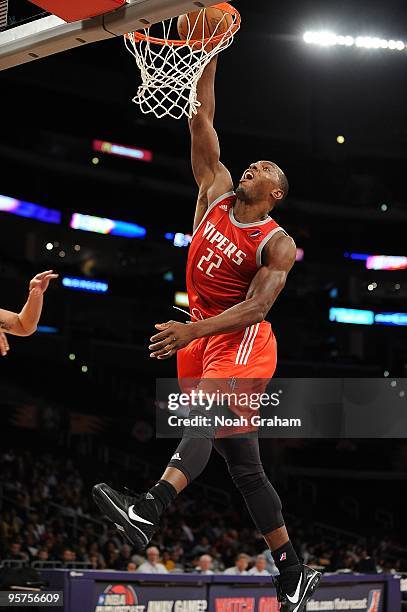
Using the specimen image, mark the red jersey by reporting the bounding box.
[186,191,287,320]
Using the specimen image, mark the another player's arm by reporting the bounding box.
[0,270,58,337]
[0,332,10,356]
[190,56,233,232]
[149,235,296,357]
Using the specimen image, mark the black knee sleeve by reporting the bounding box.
[166,408,215,483]
[230,464,284,534]
[215,437,284,534]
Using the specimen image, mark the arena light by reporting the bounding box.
[165,232,192,248]
[303,31,406,52]
[344,252,370,261]
[37,325,59,333]
[62,276,108,293]
[175,291,189,308]
[0,194,61,224]
[375,312,407,326]
[366,255,407,271]
[296,248,304,262]
[330,307,407,327]
[329,307,374,325]
[70,213,146,239]
[93,140,153,162]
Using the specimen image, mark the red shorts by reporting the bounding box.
[177,321,277,436]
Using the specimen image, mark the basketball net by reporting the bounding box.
[124,3,240,120]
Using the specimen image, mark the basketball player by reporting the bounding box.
[93,57,320,610]
[0,270,58,353]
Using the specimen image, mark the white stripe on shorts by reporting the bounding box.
[242,323,260,365]
[235,323,260,366]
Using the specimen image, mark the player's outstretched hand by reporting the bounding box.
[149,320,196,359]
[0,332,10,357]
[29,270,59,296]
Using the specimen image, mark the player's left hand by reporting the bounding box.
[0,332,10,357]
[29,270,59,296]
[149,320,196,359]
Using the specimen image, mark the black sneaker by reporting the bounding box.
[92,483,159,551]
[274,565,321,611]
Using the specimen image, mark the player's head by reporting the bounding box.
[236,161,289,210]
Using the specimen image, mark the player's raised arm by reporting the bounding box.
[189,56,233,232]
[0,270,58,337]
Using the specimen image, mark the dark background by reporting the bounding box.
[1,0,407,571]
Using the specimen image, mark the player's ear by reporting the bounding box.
[271,188,284,202]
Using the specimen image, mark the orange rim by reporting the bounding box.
[125,2,240,47]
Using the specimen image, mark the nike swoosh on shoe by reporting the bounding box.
[128,506,154,524]
[99,488,150,545]
[286,574,302,604]
[292,572,320,612]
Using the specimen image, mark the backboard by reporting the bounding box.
[0,0,221,71]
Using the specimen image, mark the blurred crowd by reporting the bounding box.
[0,449,405,575]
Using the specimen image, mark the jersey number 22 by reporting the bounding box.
[197,248,223,278]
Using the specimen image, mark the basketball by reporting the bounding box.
[177,6,234,48]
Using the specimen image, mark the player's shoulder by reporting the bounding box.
[263,230,296,265]
[209,190,236,209]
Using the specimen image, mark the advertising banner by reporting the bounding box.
[93,580,207,612]
[210,582,384,612]
[306,582,384,611]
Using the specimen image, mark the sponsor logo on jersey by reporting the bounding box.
[202,221,247,266]
[249,229,263,238]
[279,552,287,562]
[219,204,228,211]
[95,584,139,611]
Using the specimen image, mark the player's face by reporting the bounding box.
[236,161,280,204]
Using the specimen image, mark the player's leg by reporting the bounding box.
[207,324,320,609]
[158,336,216,502]
[92,338,215,550]
[213,435,299,580]
[214,434,320,610]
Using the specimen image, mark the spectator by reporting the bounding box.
[114,544,134,571]
[248,554,270,576]
[127,562,138,572]
[162,551,175,572]
[169,547,184,572]
[136,547,168,574]
[356,549,377,574]
[195,554,214,575]
[6,542,28,562]
[224,553,250,575]
[88,553,106,570]
[61,548,76,567]
[38,548,50,563]
[191,537,210,558]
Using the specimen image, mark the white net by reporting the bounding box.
[124,6,240,120]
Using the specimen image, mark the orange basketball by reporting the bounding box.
[177,5,234,49]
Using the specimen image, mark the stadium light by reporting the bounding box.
[175,291,189,308]
[0,194,61,224]
[329,307,374,325]
[62,276,108,294]
[70,213,146,239]
[303,31,406,52]
[93,140,153,162]
[329,307,407,327]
